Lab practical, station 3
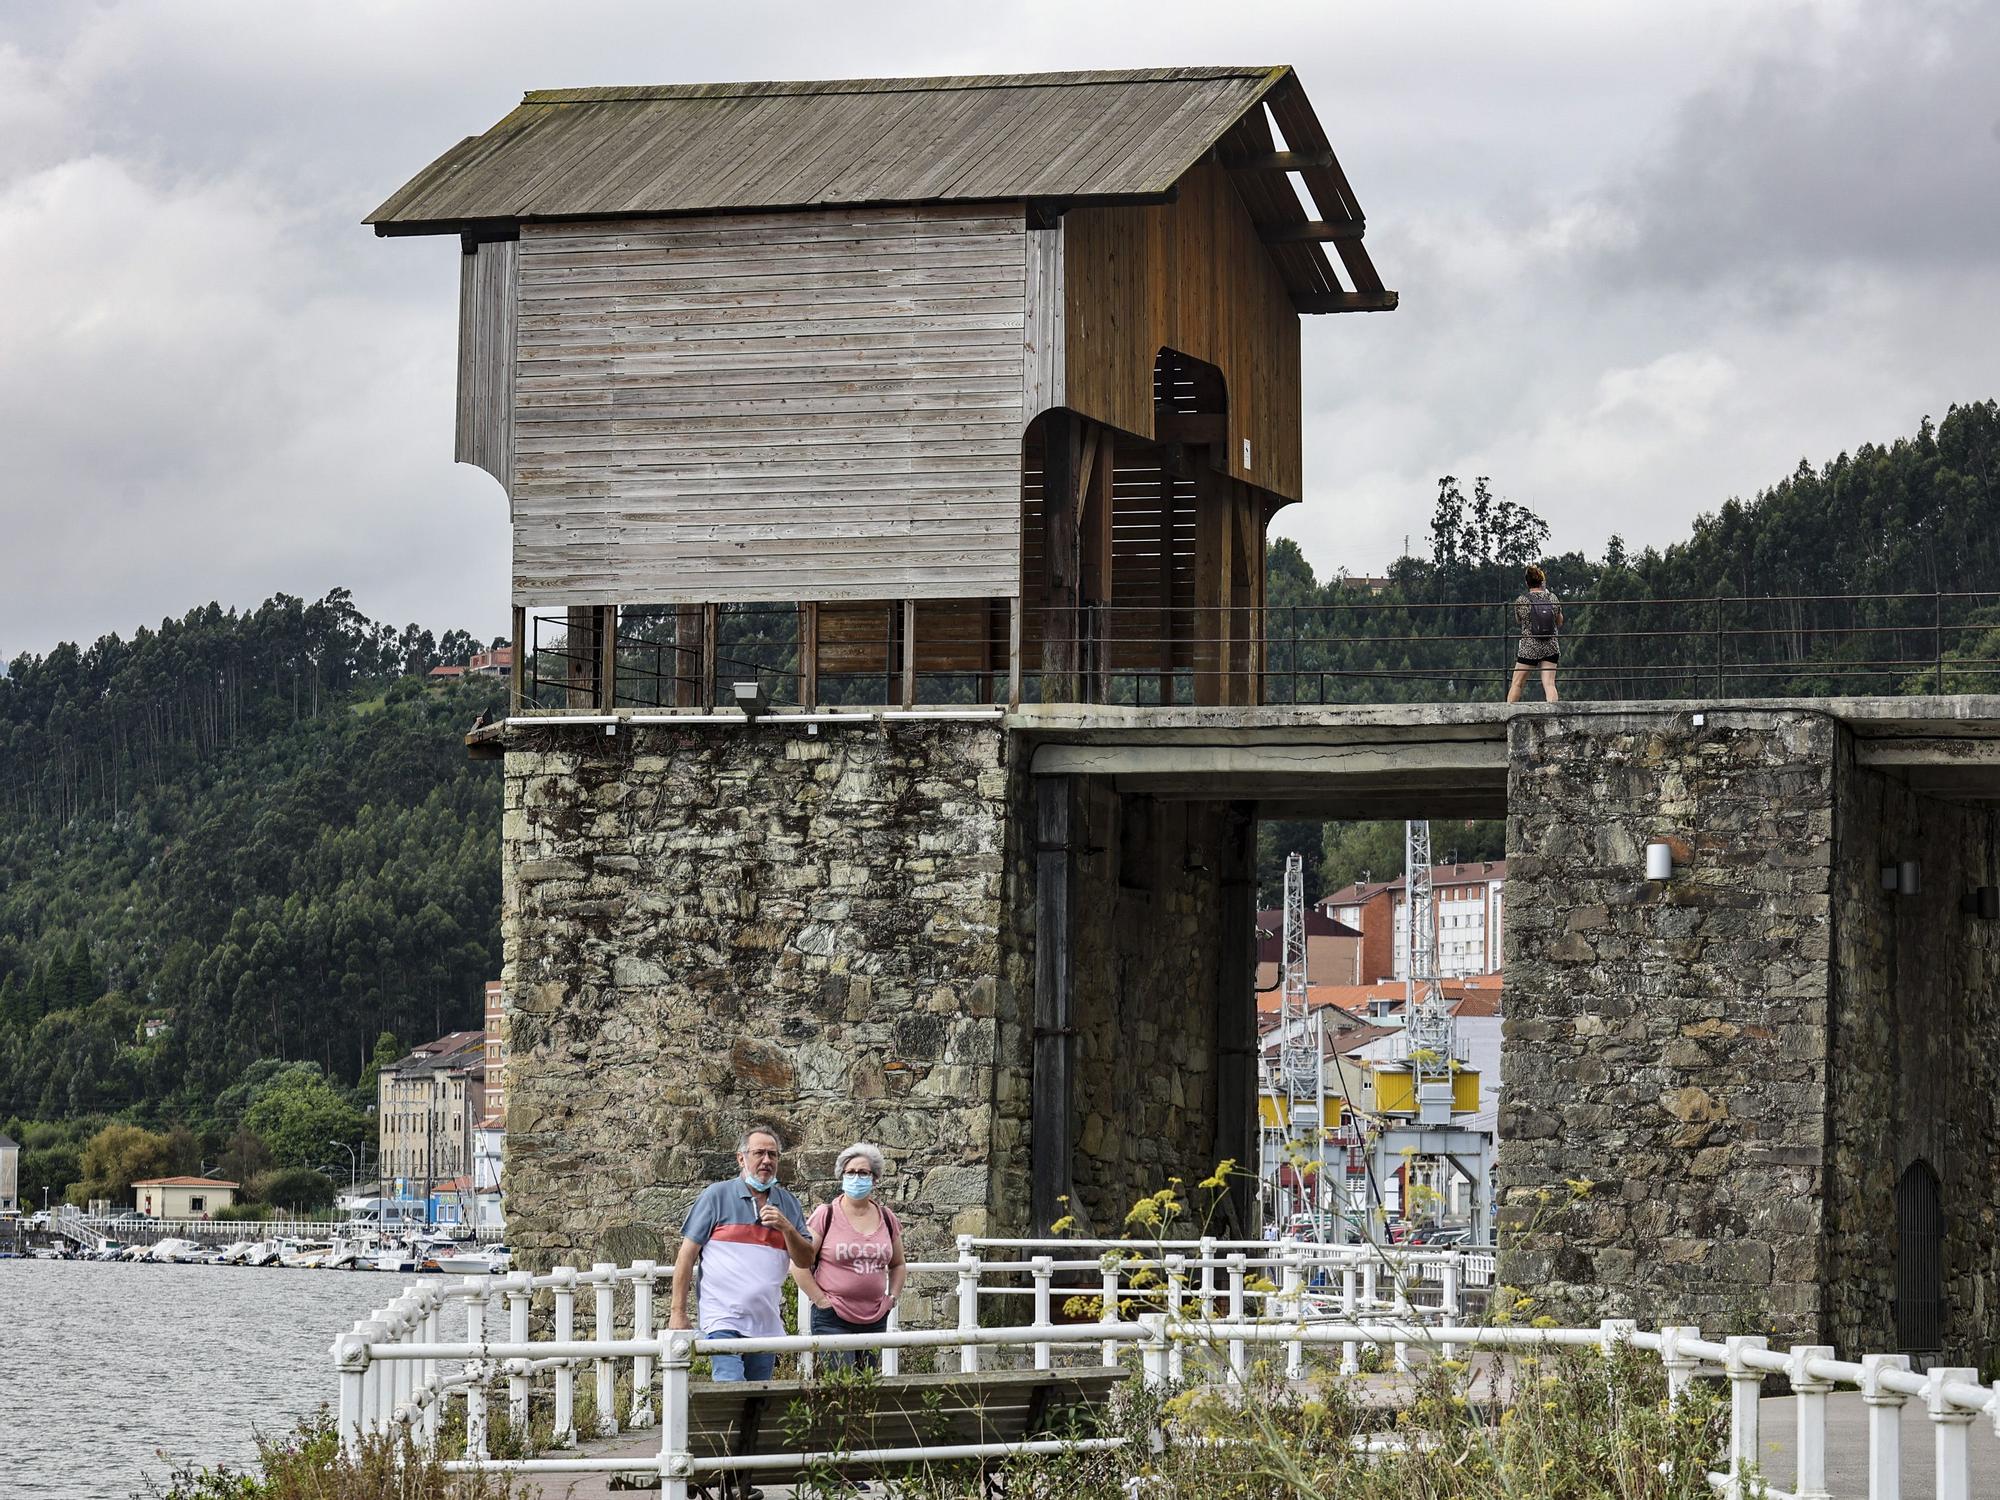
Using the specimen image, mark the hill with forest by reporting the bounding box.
[0,591,504,1206]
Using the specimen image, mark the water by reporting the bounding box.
[0,1259,405,1499]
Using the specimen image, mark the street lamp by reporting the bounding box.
[328,1140,361,1206]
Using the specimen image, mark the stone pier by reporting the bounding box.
[483,696,2000,1368]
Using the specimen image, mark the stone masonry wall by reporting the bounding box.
[1498,709,1836,1340]
[500,720,1014,1270]
[1827,747,2000,1367]
[1062,788,1231,1235]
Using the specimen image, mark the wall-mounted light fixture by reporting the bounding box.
[1645,841,1675,881]
[1961,886,1999,920]
[1880,864,1899,892]
[1900,860,1920,897]
[734,680,769,721]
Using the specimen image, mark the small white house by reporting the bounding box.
[133,1175,239,1219]
[0,1133,19,1215]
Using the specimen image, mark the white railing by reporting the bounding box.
[328,1237,1999,1500]
[63,1213,506,1244]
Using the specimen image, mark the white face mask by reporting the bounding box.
[841,1173,874,1200]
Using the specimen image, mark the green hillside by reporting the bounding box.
[0,591,504,1203]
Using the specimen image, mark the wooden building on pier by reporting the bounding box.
[370,66,1392,709]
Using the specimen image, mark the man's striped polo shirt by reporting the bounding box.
[681,1177,809,1336]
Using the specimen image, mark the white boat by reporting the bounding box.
[281,1239,337,1268]
[243,1240,284,1267]
[433,1245,511,1275]
[146,1238,205,1263]
[372,1241,421,1273]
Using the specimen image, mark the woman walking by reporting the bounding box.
[1507,564,1564,703]
[798,1142,905,1370]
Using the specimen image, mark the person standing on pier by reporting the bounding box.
[1506,564,1564,703]
[667,1125,814,1381]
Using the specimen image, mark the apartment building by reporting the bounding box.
[377,1030,486,1199]
[1319,860,1506,981]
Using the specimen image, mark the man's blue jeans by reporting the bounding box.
[706,1328,775,1382]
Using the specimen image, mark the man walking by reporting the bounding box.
[667,1125,814,1381]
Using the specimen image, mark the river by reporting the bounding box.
[0,1259,403,1499]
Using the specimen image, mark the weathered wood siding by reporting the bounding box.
[1060,164,1302,501]
[509,206,1033,605]
[456,238,516,494]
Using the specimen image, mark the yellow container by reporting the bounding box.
[1374,1067,1479,1116]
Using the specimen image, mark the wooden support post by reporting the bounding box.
[700,603,718,711]
[1080,429,1115,702]
[1008,596,1023,710]
[901,598,917,709]
[565,605,596,710]
[1192,465,1228,706]
[509,606,525,714]
[673,607,704,708]
[1213,801,1259,1236]
[1229,484,1258,702]
[598,605,618,711]
[1032,775,1079,1233]
[1156,466,1176,706]
[798,603,818,710]
[1040,411,1082,703]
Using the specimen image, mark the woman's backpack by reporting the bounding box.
[1526,592,1559,638]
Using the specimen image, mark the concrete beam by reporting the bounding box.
[1029,740,1505,780]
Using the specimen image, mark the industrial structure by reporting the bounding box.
[376,70,2000,1370]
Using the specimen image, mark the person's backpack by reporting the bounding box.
[1526,592,1558,638]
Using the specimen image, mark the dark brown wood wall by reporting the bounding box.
[1059,163,1303,502]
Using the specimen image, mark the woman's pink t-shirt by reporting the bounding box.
[807,1198,899,1324]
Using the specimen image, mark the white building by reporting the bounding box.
[1387,861,1506,979]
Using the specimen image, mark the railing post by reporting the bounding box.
[1139,1311,1170,1390]
[956,1254,981,1374]
[1860,1352,1910,1500]
[630,1261,658,1427]
[796,1279,816,1382]
[464,1280,489,1460]
[419,1283,443,1452]
[1440,1258,1462,1360]
[1784,1344,1835,1500]
[1723,1336,1767,1499]
[1165,1253,1187,1383]
[592,1262,619,1436]
[1100,1259,1122,1367]
[1031,1256,1054,1370]
[1225,1252,1247,1384]
[333,1327,369,1456]
[1340,1263,1359,1375]
[1280,1239,1304,1380]
[1926,1367,1978,1500]
[1390,1262,1411,1374]
[882,1302,902,1377]
[504,1271,533,1440]
[550,1266,578,1447]
[659,1330,694,1500]
[357,1318,389,1437]
[1658,1325,1700,1406]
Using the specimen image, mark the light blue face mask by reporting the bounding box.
[743,1170,776,1192]
[841,1173,875,1200]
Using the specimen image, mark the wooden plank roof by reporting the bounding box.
[368,66,1392,313]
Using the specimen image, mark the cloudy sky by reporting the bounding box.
[2,0,1995,657]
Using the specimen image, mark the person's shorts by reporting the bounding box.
[1516,654,1559,667]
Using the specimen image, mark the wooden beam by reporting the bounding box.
[1294,290,1400,314]
[1223,150,1335,170]
[1155,411,1226,447]
[673,606,704,708]
[700,602,718,711]
[565,605,596,710]
[509,605,525,714]
[1040,412,1082,703]
[1007,595,1023,710]
[901,598,917,709]
[798,602,818,710]
[1260,219,1365,244]
[598,604,618,711]
[1192,464,1227,707]
[1156,466,1175,707]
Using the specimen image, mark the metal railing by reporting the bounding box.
[328,1235,1998,1498]
[513,591,2000,713]
[55,1212,506,1247]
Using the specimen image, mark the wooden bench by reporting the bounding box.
[612,1365,1131,1496]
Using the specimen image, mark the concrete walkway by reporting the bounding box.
[515,1388,2000,1499]
[1759,1391,1998,1500]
